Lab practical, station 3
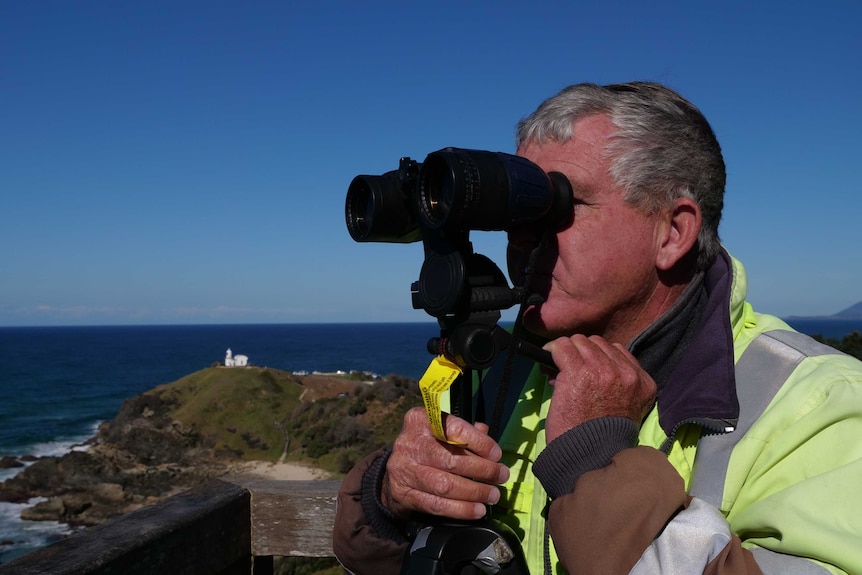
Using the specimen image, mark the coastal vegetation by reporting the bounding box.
[122,365,424,476]
[812,330,862,360]
[148,366,422,473]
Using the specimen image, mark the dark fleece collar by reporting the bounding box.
[629,249,739,438]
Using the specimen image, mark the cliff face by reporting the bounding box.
[0,367,420,527]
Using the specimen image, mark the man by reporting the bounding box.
[332,82,862,574]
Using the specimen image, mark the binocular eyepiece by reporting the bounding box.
[345,148,573,243]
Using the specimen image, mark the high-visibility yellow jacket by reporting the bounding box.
[494,251,862,574]
[333,250,862,574]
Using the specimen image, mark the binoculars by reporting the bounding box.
[346,147,573,244]
[345,148,570,370]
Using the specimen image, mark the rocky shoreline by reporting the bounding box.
[0,387,288,528]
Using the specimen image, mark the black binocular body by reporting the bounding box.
[346,147,572,245]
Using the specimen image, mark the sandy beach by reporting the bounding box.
[230,460,331,481]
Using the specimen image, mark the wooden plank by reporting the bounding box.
[228,478,341,558]
[0,480,251,575]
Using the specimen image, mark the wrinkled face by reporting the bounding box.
[508,114,667,345]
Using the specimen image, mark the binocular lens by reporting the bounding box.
[345,178,375,241]
[419,154,456,228]
[345,171,421,243]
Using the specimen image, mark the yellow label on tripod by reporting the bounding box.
[419,356,466,446]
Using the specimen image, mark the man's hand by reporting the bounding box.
[381,407,510,521]
[543,334,656,443]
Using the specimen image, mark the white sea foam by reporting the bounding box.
[15,421,101,460]
[0,426,98,484]
[28,438,91,459]
[0,422,100,563]
[0,499,73,564]
[0,468,20,484]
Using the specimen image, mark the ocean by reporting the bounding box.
[0,318,860,563]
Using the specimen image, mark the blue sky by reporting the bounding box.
[2,0,860,326]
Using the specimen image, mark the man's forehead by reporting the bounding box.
[519,119,612,173]
[515,115,621,202]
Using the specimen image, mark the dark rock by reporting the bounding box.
[97,392,200,466]
[0,456,24,469]
[0,483,32,504]
[113,426,197,465]
[58,450,122,487]
[0,457,62,500]
[103,393,177,441]
[20,497,65,522]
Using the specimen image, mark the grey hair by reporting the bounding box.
[516,82,725,271]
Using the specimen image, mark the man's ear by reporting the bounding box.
[656,197,701,271]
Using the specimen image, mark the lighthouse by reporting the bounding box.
[225,348,249,367]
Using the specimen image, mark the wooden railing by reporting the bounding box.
[0,477,341,575]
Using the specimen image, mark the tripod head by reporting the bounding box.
[403,517,530,575]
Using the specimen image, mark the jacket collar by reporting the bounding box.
[630,249,739,437]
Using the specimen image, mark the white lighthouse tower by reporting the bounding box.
[224,348,248,367]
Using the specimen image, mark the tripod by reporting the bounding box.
[404,240,552,574]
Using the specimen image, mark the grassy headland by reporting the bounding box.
[143,365,422,475]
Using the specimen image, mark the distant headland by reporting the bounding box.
[784,300,862,320]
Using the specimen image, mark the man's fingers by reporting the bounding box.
[442,412,503,462]
[390,465,502,520]
[383,408,510,519]
[541,334,658,442]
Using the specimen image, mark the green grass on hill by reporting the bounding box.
[153,367,305,462]
[145,366,422,475]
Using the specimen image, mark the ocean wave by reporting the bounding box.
[0,422,102,485]
[0,424,101,563]
[0,499,73,565]
[29,436,95,458]
[5,421,101,460]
